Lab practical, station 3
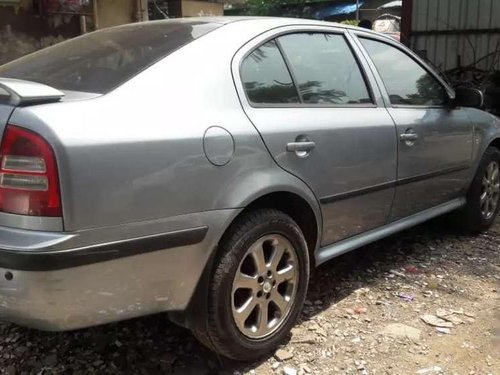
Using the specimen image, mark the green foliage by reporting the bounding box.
[340,19,360,26]
[246,0,306,16]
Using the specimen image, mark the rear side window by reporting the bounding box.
[359,38,448,106]
[278,33,372,105]
[241,40,300,104]
[0,21,221,94]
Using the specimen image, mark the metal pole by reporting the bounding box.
[356,0,360,21]
[92,0,99,30]
[79,15,87,34]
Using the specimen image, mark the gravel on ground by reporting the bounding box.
[0,217,498,375]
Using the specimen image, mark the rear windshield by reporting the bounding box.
[0,20,221,94]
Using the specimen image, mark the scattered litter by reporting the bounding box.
[300,364,312,373]
[436,327,451,334]
[390,270,405,277]
[405,266,420,274]
[416,366,443,374]
[283,366,297,375]
[486,355,493,367]
[420,314,454,328]
[381,323,421,340]
[307,322,320,331]
[436,309,464,325]
[354,307,367,314]
[398,293,415,302]
[275,349,294,361]
[292,334,316,344]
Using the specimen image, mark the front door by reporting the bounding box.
[232,27,398,245]
[357,36,473,220]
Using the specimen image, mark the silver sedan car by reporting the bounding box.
[0,17,498,360]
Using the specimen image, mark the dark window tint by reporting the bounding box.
[360,38,448,106]
[241,40,300,104]
[0,21,221,94]
[278,33,371,105]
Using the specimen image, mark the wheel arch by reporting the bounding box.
[470,137,500,186]
[234,191,321,267]
[179,189,322,336]
[489,137,500,152]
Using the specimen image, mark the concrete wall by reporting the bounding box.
[0,0,148,64]
[181,1,223,17]
[0,1,79,64]
[96,0,135,28]
[167,0,223,17]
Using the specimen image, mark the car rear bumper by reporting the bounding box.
[0,209,240,331]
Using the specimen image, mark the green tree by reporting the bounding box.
[340,19,360,26]
[246,0,307,16]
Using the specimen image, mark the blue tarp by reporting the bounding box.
[313,1,365,19]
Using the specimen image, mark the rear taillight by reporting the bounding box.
[0,125,61,217]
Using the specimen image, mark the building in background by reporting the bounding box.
[163,1,223,17]
[0,0,147,64]
[224,0,401,23]
[0,0,223,64]
[402,0,500,113]
[403,0,499,72]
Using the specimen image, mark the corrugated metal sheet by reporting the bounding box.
[410,0,500,71]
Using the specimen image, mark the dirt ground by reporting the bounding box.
[0,217,498,375]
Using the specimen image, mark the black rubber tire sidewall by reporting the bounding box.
[206,209,310,361]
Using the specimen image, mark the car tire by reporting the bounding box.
[458,146,500,232]
[201,208,310,361]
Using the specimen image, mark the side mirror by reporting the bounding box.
[453,87,484,109]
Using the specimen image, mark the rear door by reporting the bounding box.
[232,26,398,245]
[354,34,474,220]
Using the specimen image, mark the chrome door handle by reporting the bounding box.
[286,141,316,152]
[400,133,419,142]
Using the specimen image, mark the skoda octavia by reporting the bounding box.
[0,17,498,360]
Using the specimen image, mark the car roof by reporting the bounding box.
[194,16,381,35]
[188,15,349,28]
[131,16,386,39]
[99,16,395,45]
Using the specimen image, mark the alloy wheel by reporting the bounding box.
[231,234,299,339]
[480,161,500,219]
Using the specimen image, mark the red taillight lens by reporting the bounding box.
[0,125,61,217]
